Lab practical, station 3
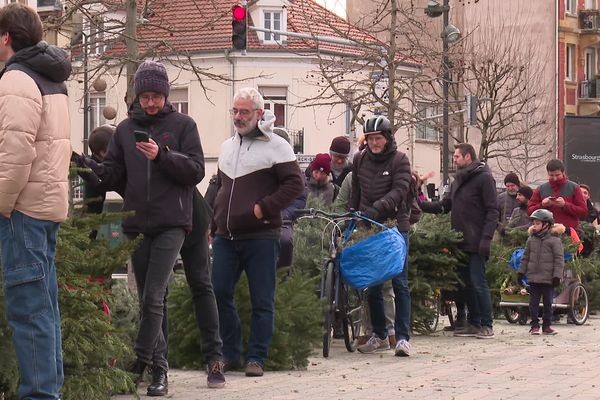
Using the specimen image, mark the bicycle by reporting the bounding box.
[296,208,369,358]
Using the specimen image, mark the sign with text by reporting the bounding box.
[564,116,600,202]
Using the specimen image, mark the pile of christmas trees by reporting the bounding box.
[0,211,138,400]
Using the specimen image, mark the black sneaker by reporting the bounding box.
[207,360,226,388]
[147,367,168,397]
[453,324,479,337]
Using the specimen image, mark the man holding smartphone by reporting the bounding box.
[528,159,587,232]
[85,60,205,396]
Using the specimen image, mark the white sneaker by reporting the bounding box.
[357,334,390,354]
[394,339,410,357]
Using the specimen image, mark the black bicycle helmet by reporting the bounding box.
[363,115,391,136]
[529,209,554,224]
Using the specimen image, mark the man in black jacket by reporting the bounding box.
[419,143,498,339]
[350,115,413,357]
[87,60,204,396]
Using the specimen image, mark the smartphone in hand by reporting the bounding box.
[134,130,150,142]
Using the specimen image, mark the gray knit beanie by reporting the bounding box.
[134,60,170,98]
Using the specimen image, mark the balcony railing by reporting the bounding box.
[579,79,600,98]
[580,10,600,31]
[287,128,304,154]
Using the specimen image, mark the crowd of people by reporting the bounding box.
[1,4,599,400]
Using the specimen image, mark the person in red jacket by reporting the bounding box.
[527,159,587,232]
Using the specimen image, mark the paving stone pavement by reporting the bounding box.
[113,316,600,400]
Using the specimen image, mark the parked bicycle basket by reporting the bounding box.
[340,221,407,290]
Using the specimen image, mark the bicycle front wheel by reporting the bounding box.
[341,284,364,352]
[321,260,336,357]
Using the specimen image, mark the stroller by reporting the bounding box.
[499,248,589,325]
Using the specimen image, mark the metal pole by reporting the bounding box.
[125,0,139,107]
[83,32,89,155]
[442,0,450,186]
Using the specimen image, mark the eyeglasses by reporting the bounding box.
[229,108,258,117]
[139,94,165,103]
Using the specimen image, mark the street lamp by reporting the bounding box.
[70,30,89,155]
[425,0,461,187]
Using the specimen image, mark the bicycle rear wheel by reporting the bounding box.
[321,261,336,358]
[341,284,364,352]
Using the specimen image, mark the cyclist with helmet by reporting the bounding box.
[350,114,413,356]
[517,209,565,335]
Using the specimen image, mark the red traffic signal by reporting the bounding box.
[232,5,246,21]
[232,5,247,51]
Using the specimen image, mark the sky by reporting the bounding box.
[315,0,346,19]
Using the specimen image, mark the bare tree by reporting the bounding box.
[291,0,434,136]
[458,18,551,166]
[296,0,552,180]
[47,0,263,106]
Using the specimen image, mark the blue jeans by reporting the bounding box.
[460,253,493,328]
[211,236,279,365]
[368,231,410,341]
[0,211,63,400]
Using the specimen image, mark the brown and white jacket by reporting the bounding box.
[0,42,71,222]
[213,110,304,239]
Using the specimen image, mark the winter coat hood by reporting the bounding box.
[5,41,71,82]
[527,223,566,237]
[258,109,276,137]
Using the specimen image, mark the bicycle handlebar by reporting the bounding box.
[296,208,360,219]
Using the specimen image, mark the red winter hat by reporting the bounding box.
[310,153,332,174]
[329,136,351,156]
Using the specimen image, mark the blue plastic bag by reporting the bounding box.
[508,248,524,271]
[340,227,407,289]
[508,248,527,285]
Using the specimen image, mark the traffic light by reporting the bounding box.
[466,95,478,127]
[232,5,247,51]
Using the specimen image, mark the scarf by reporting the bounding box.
[549,174,567,194]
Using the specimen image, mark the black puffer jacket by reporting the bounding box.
[350,147,412,231]
[91,101,205,234]
[419,161,498,253]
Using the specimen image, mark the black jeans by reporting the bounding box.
[178,236,224,362]
[277,223,294,268]
[131,228,186,371]
[529,282,554,328]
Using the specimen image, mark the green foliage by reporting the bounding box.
[408,214,464,333]
[0,286,19,399]
[168,269,321,371]
[291,196,336,279]
[57,211,137,278]
[58,214,137,399]
[166,273,203,369]
[106,280,139,350]
[487,222,600,315]
[294,209,465,335]
[0,212,137,400]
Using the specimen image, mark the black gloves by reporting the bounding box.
[478,239,491,260]
[552,277,561,287]
[517,273,525,283]
[362,207,379,220]
[70,151,86,168]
